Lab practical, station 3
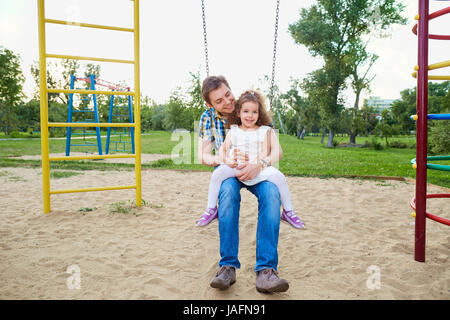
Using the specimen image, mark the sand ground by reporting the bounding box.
[0,156,449,299]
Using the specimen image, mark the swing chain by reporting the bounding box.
[201,0,279,91]
[269,0,280,110]
[201,0,210,77]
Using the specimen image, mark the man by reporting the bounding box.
[198,75,289,293]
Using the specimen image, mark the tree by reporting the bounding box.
[390,88,416,134]
[300,67,339,145]
[165,88,188,130]
[60,59,80,104]
[281,79,316,139]
[258,75,286,134]
[348,42,378,143]
[151,104,167,131]
[185,71,206,131]
[140,95,157,132]
[30,59,101,105]
[429,120,450,155]
[374,108,398,145]
[342,107,367,141]
[0,47,25,135]
[359,102,379,135]
[31,60,63,104]
[15,99,40,132]
[289,0,406,147]
[390,81,450,135]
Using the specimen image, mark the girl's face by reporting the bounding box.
[239,101,259,129]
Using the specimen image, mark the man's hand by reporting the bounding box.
[224,155,238,168]
[236,162,262,182]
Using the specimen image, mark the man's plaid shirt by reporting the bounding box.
[198,107,229,151]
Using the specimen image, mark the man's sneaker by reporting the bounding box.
[196,207,218,226]
[210,266,236,290]
[281,209,306,229]
[255,268,289,293]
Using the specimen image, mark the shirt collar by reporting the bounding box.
[211,107,227,123]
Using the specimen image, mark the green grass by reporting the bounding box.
[0,131,448,188]
[0,170,27,182]
[108,199,162,216]
[50,170,82,179]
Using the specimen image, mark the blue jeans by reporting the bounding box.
[217,177,281,272]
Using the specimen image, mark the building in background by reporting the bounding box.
[365,97,396,113]
[364,96,397,120]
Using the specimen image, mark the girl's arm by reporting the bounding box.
[217,133,230,163]
[258,128,283,167]
[218,133,239,168]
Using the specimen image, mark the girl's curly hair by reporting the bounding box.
[229,89,272,127]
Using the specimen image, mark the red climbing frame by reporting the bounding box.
[412,0,450,262]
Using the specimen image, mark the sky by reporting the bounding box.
[0,0,449,106]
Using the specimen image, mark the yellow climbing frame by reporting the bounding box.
[37,0,141,213]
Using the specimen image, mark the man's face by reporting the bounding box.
[207,83,235,115]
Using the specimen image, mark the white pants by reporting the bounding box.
[206,164,293,211]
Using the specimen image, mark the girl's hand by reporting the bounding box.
[233,148,249,163]
[225,155,238,168]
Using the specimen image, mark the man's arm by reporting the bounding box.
[198,137,222,167]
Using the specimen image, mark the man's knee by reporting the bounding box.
[219,178,241,202]
[262,181,280,201]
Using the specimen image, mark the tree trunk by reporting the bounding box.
[350,88,361,144]
[296,114,302,139]
[300,128,306,139]
[277,111,286,134]
[321,126,327,144]
[326,129,334,147]
[5,104,11,135]
[350,132,357,144]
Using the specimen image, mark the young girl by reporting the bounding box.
[196,89,305,229]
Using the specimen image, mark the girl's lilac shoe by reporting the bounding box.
[281,209,306,229]
[196,207,218,226]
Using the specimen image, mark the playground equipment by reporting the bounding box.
[106,88,135,154]
[65,75,135,155]
[66,74,103,156]
[37,0,141,213]
[410,0,450,262]
[200,0,285,130]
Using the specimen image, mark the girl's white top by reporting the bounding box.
[228,124,278,186]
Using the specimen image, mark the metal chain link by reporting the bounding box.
[201,0,279,86]
[201,0,210,77]
[269,0,280,110]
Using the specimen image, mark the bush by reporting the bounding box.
[332,139,339,147]
[429,121,450,154]
[363,138,384,150]
[389,140,408,148]
[10,131,21,138]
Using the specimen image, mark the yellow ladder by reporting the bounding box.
[37,0,142,213]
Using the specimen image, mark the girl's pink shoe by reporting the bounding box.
[196,207,218,226]
[281,209,306,229]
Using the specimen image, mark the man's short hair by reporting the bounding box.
[201,75,231,105]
